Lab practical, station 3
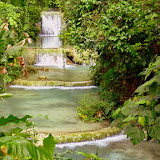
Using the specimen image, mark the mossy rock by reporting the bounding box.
[12,79,93,87]
[35,127,121,145]
[55,127,121,143]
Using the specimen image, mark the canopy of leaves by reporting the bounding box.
[57,0,160,106]
[0,0,57,41]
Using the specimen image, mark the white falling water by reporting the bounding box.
[40,36,62,49]
[35,53,66,68]
[41,13,61,36]
[40,12,62,48]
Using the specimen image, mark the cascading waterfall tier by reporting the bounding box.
[41,12,61,36]
[21,11,93,87]
[35,52,66,68]
[40,12,62,48]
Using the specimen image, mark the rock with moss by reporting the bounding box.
[35,127,121,145]
[12,79,93,87]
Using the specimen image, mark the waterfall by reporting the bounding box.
[41,13,61,36]
[40,12,62,48]
[35,53,66,68]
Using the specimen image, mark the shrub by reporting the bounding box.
[112,56,160,145]
[77,94,115,122]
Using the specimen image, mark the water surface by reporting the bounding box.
[55,135,160,160]
[0,86,105,133]
[25,65,91,82]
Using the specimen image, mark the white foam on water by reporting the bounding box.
[9,85,98,90]
[56,135,127,149]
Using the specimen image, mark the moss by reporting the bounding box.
[46,81,64,86]
[35,48,62,54]
[63,48,98,65]
[35,127,121,144]
[12,79,93,87]
[54,127,121,143]
[64,81,93,87]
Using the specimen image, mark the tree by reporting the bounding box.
[57,0,160,106]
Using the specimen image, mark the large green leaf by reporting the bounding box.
[104,106,111,115]
[124,125,145,145]
[0,136,53,160]
[0,115,32,127]
[112,108,121,118]
[0,115,32,135]
[42,134,56,155]
[138,117,145,126]
[0,121,27,134]
[0,136,20,144]
[135,100,147,105]
[148,125,160,140]
[122,115,136,123]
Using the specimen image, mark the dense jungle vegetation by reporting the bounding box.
[0,0,160,159]
[56,0,160,145]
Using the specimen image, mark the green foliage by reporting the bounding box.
[0,136,54,160]
[0,24,29,85]
[0,0,57,41]
[112,56,160,144]
[77,94,115,122]
[57,0,160,106]
[0,2,24,43]
[40,134,56,155]
[5,65,22,83]
[124,125,145,145]
[0,115,33,137]
[0,114,56,160]
[0,114,105,160]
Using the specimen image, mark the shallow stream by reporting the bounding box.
[0,86,105,133]
[25,65,91,82]
[55,135,160,160]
